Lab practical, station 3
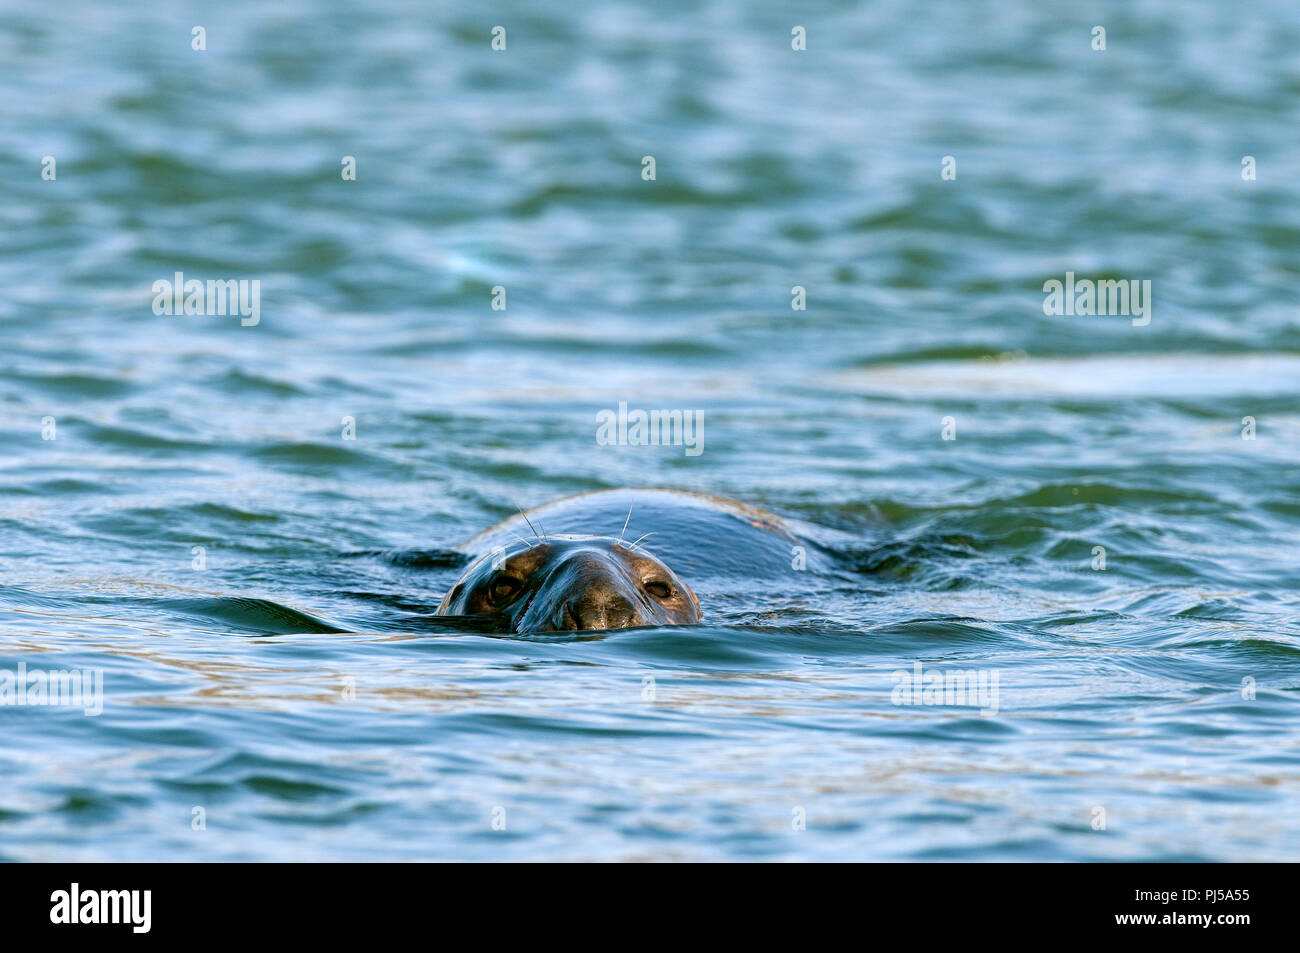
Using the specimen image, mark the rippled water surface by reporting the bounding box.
[2,0,1299,860]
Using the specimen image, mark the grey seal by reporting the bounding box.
[437,488,817,633]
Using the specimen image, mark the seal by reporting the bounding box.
[437,488,820,633]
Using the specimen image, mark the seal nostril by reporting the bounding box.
[605,596,635,628]
[568,591,636,630]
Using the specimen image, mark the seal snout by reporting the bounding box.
[545,551,645,632]
[562,589,637,631]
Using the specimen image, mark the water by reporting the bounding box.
[1,0,1298,861]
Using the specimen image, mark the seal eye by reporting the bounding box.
[644,580,672,600]
[488,574,523,604]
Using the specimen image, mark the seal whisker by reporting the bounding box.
[616,504,634,547]
[627,531,658,552]
[510,497,544,541]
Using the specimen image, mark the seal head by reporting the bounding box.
[437,535,700,633]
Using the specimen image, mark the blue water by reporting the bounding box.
[1,0,1299,860]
